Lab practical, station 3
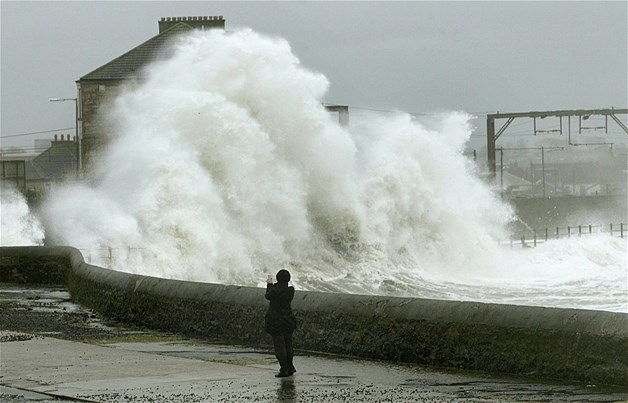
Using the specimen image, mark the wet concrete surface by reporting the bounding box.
[1,284,627,402]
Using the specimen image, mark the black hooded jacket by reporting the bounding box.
[265,282,296,336]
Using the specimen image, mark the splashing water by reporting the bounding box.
[33,29,625,312]
[0,187,44,246]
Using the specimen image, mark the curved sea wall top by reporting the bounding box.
[1,246,627,386]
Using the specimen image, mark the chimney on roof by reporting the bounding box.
[159,16,225,33]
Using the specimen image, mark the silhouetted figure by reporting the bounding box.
[265,269,297,377]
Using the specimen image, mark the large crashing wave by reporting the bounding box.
[0,187,44,246]
[38,29,626,312]
[41,29,510,283]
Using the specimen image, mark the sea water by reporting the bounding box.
[4,29,626,312]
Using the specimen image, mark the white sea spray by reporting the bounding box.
[0,186,44,246]
[30,29,626,312]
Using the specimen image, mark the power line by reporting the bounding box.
[0,127,74,139]
[327,103,493,117]
[328,104,435,116]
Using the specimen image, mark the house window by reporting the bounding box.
[1,160,26,189]
[4,161,17,177]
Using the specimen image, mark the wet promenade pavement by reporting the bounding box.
[1,285,627,402]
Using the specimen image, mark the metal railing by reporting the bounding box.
[500,223,625,248]
[79,225,626,264]
[79,246,145,268]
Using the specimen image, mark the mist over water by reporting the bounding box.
[14,29,625,312]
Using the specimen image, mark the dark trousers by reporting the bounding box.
[272,333,295,373]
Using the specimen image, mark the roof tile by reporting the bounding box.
[80,23,194,81]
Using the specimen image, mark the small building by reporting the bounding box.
[76,16,226,172]
[1,135,78,192]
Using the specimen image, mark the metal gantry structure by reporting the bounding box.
[486,108,628,179]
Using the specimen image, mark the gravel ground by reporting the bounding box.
[0,283,164,342]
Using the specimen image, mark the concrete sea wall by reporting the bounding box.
[1,246,627,386]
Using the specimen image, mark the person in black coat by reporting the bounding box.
[265,269,297,377]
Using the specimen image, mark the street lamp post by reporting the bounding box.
[49,97,80,175]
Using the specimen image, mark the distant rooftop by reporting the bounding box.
[158,16,224,33]
[30,136,77,180]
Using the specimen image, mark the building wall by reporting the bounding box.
[78,80,125,172]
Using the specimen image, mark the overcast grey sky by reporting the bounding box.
[1,1,627,150]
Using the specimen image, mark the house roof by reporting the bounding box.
[25,160,46,182]
[79,23,195,81]
[31,141,78,180]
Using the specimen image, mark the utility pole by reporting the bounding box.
[49,97,81,175]
[497,146,563,198]
[541,147,545,197]
[486,108,628,180]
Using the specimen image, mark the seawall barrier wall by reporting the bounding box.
[1,246,627,386]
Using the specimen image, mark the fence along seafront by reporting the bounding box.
[79,222,627,265]
[500,222,626,248]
